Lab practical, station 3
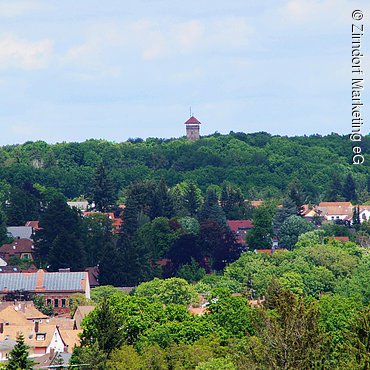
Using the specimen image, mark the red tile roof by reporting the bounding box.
[184,116,201,125]
[0,239,35,258]
[25,221,40,230]
[227,220,253,232]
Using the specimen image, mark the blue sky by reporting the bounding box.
[0,0,369,145]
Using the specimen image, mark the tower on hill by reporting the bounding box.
[184,115,201,141]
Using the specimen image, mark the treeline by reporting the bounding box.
[70,235,370,369]
[0,132,369,202]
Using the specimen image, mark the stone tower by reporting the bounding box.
[184,116,201,141]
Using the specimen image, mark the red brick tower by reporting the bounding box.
[184,116,201,141]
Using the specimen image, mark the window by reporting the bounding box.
[54,299,59,308]
[62,299,66,308]
[36,333,46,341]
[47,299,51,306]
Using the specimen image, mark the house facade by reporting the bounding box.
[0,269,90,314]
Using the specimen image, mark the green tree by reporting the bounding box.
[278,215,314,249]
[6,333,34,370]
[288,178,306,216]
[106,345,142,370]
[0,211,8,245]
[327,173,343,202]
[177,258,206,283]
[91,162,116,211]
[33,294,54,316]
[343,174,357,202]
[273,197,297,235]
[246,203,275,249]
[249,285,326,369]
[83,212,114,266]
[80,298,124,355]
[199,189,226,226]
[134,278,198,305]
[196,357,236,370]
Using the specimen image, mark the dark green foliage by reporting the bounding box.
[220,183,252,220]
[150,179,174,219]
[6,333,34,370]
[278,215,314,249]
[5,185,40,226]
[343,173,357,202]
[177,258,206,283]
[80,298,123,355]
[273,197,297,235]
[288,178,306,216]
[0,211,8,245]
[327,173,343,202]
[83,213,115,266]
[199,189,226,226]
[92,162,116,211]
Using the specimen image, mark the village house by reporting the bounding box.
[0,304,81,361]
[227,220,254,247]
[317,202,353,222]
[0,269,90,314]
[0,239,36,264]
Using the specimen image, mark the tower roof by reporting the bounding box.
[184,116,201,125]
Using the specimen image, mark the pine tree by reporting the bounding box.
[184,181,202,217]
[7,332,34,370]
[199,189,226,226]
[34,193,86,268]
[92,162,116,212]
[273,197,297,235]
[352,206,361,225]
[0,211,8,245]
[327,174,343,201]
[343,174,357,202]
[288,178,306,216]
[150,179,174,219]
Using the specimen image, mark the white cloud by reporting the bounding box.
[0,1,40,18]
[0,35,53,70]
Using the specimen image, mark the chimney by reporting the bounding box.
[0,323,3,333]
[35,321,39,333]
[35,269,45,291]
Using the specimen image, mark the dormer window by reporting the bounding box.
[36,333,46,341]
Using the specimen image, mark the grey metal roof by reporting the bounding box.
[43,272,86,291]
[0,272,87,292]
[0,339,17,351]
[6,227,33,240]
[0,273,37,291]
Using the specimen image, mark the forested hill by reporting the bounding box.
[0,132,369,202]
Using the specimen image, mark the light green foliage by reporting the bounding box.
[90,285,127,304]
[207,295,255,338]
[296,229,325,248]
[134,278,198,305]
[195,274,243,295]
[106,345,142,370]
[177,216,200,235]
[278,271,304,295]
[196,357,236,370]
